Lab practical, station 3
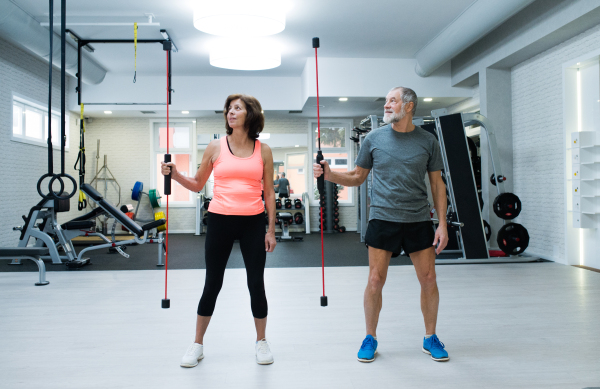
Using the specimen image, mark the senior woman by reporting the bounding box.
[161,94,277,367]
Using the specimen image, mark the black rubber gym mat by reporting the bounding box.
[0,233,413,272]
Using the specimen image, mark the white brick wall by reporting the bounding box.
[0,38,79,247]
[511,23,600,262]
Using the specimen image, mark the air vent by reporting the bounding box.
[140,111,156,114]
[375,97,385,102]
[288,110,302,114]
[215,110,224,114]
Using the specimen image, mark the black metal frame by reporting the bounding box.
[73,31,174,106]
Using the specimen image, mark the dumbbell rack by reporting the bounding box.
[197,194,211,236]
[273,197,308,234]
[318,182,346,233]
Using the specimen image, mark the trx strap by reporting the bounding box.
[313,37,327,307]
[133,22,137,83]
[162,46,172,309]
[74,103,87,210]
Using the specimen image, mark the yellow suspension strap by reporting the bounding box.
[133,22,137,83]
[74,103,87,210]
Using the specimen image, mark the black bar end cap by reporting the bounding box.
[320,296,328,306]
[162,299,170,309]
[312,37,320,48]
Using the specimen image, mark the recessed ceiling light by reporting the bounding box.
[339,97,348,101]
[210,40,281,70]
[104,111,112,114]
[193,0,286,37]
[295,145,299,147]
[577,62,580,65]
[423,98,433,102]
[182,111,189,114]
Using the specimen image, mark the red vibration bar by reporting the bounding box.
[315,47,325,298]
[164,51,170,301]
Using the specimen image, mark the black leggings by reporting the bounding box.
[198,212,268,319]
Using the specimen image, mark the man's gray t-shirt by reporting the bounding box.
[278,177,290,194]
[355,124,444,223]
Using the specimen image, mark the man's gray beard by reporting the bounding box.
[383,106,407,124]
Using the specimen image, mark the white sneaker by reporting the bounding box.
[255,338,274,365]
[180,343,204,367]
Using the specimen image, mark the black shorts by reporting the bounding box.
[278,193,289,198]
[365,219,435,257]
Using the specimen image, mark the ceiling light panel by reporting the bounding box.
[210,41,281,70]
[193,0,286,37]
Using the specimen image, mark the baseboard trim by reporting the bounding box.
[573,265,600,273]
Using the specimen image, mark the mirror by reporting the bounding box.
[197,132,309,198]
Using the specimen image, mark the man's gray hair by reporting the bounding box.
[389,87,418,116]
[281,172,285,177]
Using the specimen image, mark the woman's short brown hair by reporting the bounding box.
[223,94,265,140]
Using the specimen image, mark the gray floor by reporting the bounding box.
[1,262,599,389]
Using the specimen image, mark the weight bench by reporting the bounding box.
[72,184,166,263]
[275,212,303,242]
[0,247,50,285]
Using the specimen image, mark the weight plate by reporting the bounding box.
[497,222,529,255]
[493,192,521,220]
[132,181,143,201]
[149,189,162,208]
[154,211,166,232]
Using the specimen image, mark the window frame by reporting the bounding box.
[149,119,197,208]
[307,119,354,207]
[11,94,68,150]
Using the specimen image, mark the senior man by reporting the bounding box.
[313,87,449,362]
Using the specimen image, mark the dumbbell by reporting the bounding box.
[294,212,304,225]
[333,200,339,206]
[320,200,326,207]
[276,199,282,209]
[333,211,339,217]
[203,198,212,210]
[202,216,208,225]
[334,218,339,224]
[338,226,346,233]
[120,204,134,213]
[333,223,339,230]
[284,198,293,209]
[294,199,302,209]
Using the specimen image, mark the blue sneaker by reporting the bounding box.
[357,335,378,362]
[422,334,449,362]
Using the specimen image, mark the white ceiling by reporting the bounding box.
[13,0,477,77]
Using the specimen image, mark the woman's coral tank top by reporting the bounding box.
[208,137,264,215]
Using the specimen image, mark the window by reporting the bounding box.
[308,120,354,205]
[12,96,67,149]
[285,152,307,195]
[152,120,196,207]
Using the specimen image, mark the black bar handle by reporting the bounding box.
[316,151,325,196]
[164,154,172,195]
